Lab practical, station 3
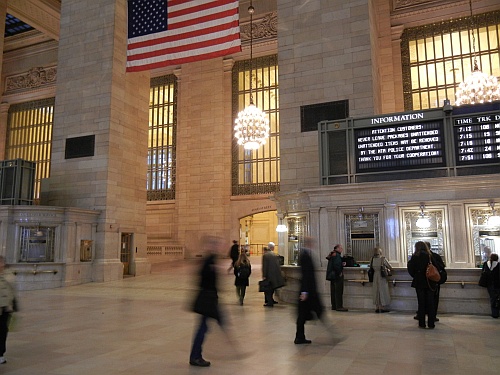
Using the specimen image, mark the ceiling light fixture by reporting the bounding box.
[234,1,269,150]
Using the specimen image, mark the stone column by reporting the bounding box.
[0,0,8,159]
[47,0,150,280]
[0,102,9,160]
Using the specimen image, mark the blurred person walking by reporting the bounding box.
[295,237,324,344]
[189,236,225,367]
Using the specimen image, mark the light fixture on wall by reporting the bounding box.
[487,201,500,227]
[276,212,288,232]
[357,207,364,221]
[415,204,431,229]
[233,0,270,150]
[454,0,500,105]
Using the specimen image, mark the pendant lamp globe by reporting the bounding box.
[234,99,270,150]
[234,1,269,150]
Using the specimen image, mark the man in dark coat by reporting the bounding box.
[295,237,324,344]
[262,242,285,307]
[227,240,239,273]
[326,244,348,311]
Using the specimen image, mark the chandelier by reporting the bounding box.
[455,0,500,105]
[234,1,269,150]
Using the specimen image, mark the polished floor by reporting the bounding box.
[3,258,499,375]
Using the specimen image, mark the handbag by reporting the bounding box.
[259,279,272,293]
[367,257,374,282]
[478,268,490,287]
[426,254,441,283]
[380,257,391,277]
[367,267,374,282]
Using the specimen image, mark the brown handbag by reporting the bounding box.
[426,254,441,283]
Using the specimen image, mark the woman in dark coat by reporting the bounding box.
[234,251,251,305]
[407,241,438,329]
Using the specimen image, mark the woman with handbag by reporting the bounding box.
[479,253,500,319]
[407,241,438,329]
[370,247,393,313]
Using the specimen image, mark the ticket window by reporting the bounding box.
[402,208,446,264]
[286,216,307,265]
[345,212,380,264]
[470,208,500,267]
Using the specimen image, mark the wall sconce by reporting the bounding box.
[415,204,431,229]
[487,201,500,227]
[276,215,288,232]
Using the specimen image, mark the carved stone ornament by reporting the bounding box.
[5,66,57,93]
[240,11,277,42]
[393,0,456,12]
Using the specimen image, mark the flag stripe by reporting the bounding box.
[126,0,241,72]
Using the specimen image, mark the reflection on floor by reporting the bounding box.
[4,258,499,375]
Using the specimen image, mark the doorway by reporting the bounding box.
[238,211,278,256]
[121,233,133,275]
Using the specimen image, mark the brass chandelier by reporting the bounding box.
[455,0,500,105]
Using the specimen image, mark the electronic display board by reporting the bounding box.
[355,120,445,172]
[453,112,500,165]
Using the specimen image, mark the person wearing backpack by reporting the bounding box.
[234,250,252,305]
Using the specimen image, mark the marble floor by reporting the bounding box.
[3,258,499,375]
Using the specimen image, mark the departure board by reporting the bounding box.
[454,113,500,165]
[355,120,445,172]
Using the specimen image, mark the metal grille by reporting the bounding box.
[232,55,280,196]
[19,225,55,262]
[345,213,379,262]
[6,98,54,204]
[402,11,500,110]
[147,75,177,201]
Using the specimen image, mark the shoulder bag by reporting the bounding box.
[367,257,374,282]
[426,254,441,289]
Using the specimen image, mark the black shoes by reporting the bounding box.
[263,303,274,307]
[414,315,439,322]
[294,338,312,344]
[189,358,211,367]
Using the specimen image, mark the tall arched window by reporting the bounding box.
[402,11,500,110]
[148,75,177,201]
[6,98,54,203]
[232,55,279,195]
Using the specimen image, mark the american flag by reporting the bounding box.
[126,0,241,72]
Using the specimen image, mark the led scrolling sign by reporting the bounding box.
[321,103,500,185]
[355,114,445,172]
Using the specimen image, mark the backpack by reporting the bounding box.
[238,265,250,279]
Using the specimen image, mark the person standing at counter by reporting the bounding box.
[370,247,393,313]
[479,253,500,319]
[326,244,348,311]
[407,241,438,329]
[262,242,285,307]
